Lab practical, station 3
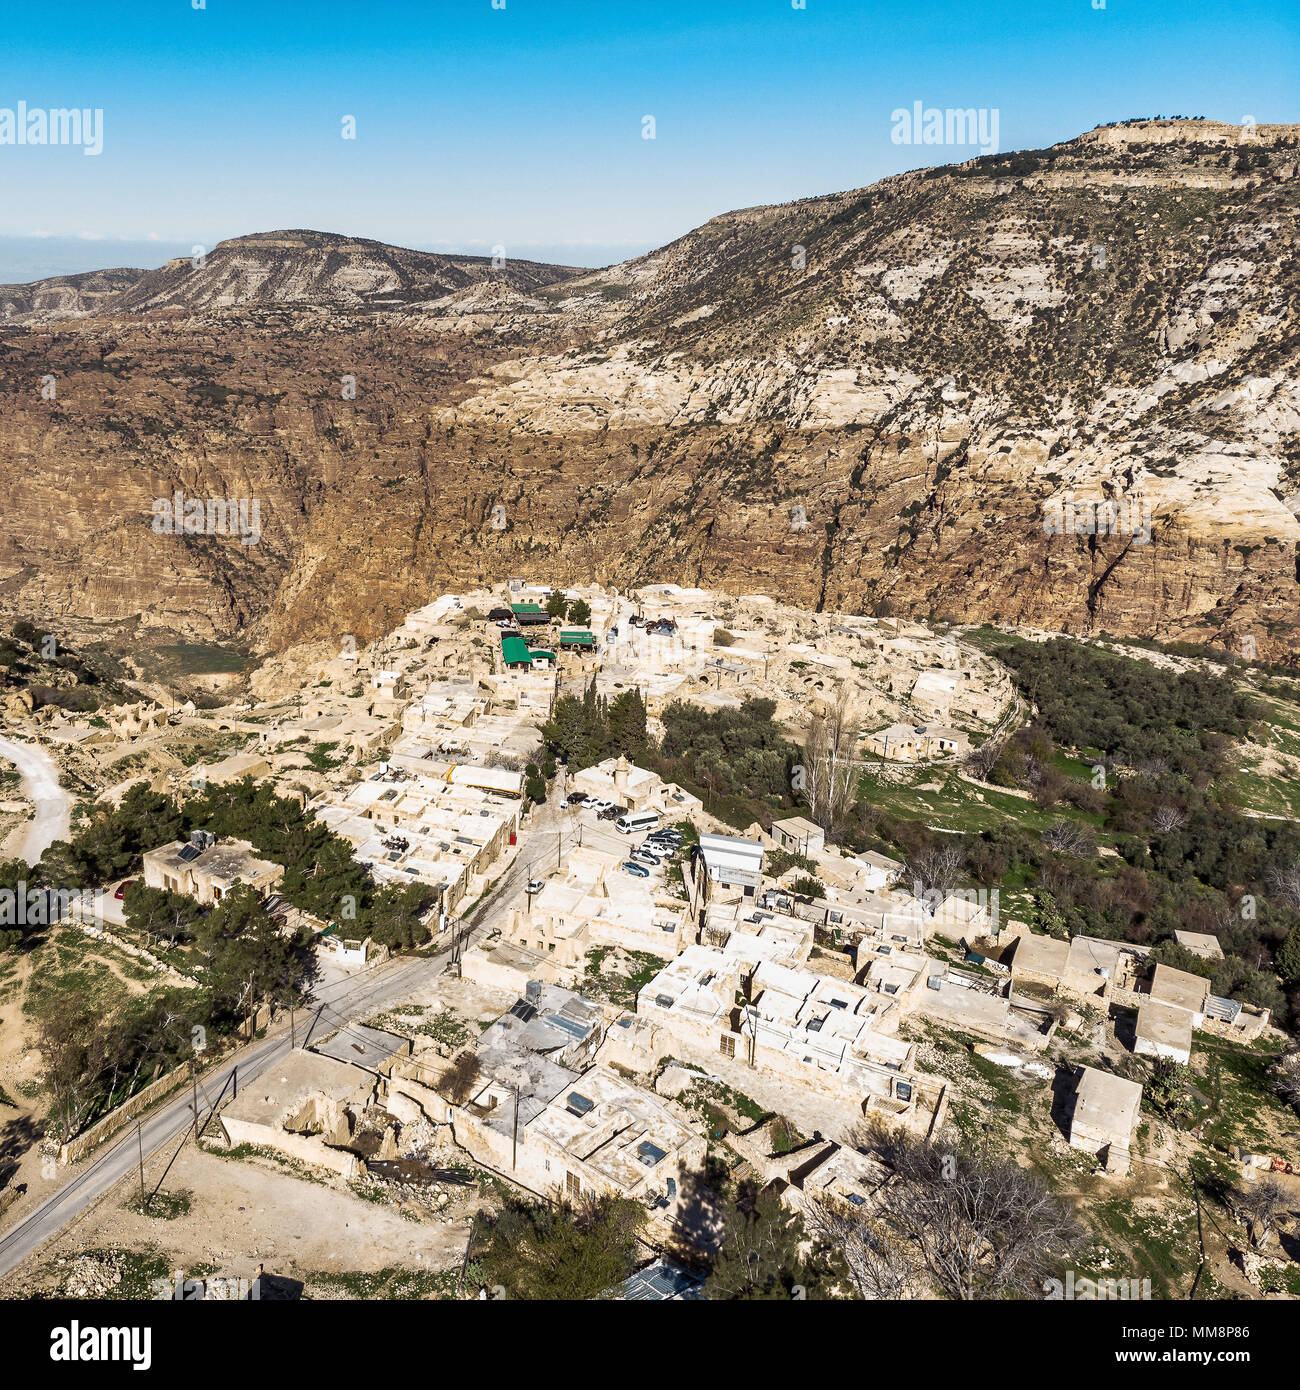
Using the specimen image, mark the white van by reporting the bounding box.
[615,810,660,835]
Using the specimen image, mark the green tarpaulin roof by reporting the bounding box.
[501,635,532,664]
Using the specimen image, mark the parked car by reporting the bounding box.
[621,862,650,878]
[113,879,136,901]
[525,879,545,894]
[632,851,660,867]
[586,798,612,812]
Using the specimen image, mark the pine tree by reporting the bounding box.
[1278,925,1300,986]
[705,1186,847,1300]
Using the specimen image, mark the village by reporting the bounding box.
[0,581,1297,1302]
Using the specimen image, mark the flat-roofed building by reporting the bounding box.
[192,751,273,786]
[309,767,522,913]
[143,832,283,906]
[695,832,765,897]
[638,946,922,1120]
[1148,962,1210,1024]
[1173,931,1225,961]
[508,861,688,967]
[1009,932,1071,990]
[1134,998,1194,1065]
[855,850,905,891]
[1068,1066,1143,1175]
[218,1048,376,1177]
[791,1144,893,1218]
[447,989,706,1223]
[569,756,702,821]
[700,899,814,967]
[770,815,825,857]
[519,1066,705,1216]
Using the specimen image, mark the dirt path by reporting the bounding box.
[0,737,72,865]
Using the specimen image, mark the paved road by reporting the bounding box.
[0,803,583,1281]
[0,735,71,864]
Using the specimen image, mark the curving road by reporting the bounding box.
[0,736,72,865]
[0,802,584,1282]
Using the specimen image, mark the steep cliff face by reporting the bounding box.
[1,120,1297,659]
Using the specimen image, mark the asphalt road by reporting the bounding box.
[0,800,580,1282]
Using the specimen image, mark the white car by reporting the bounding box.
[586,798,613,813]
[525,878,545,894]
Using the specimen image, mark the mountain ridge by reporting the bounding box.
[0,228,588,324]
[1,118,1297,659]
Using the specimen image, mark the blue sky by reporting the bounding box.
[0,0,1295,279]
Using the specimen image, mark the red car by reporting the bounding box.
[114,879,136,900]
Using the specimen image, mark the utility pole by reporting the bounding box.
[512,1086,521,1170]
[136,1120,147,1212]
[289,1007,296,1049]
[190,1062,199,1141]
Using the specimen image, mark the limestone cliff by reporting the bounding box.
[0,120,1297,660]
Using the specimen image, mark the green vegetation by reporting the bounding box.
[985,633,1251,779]
[841,637,1300,1030]
[653,696,798,829]
[541,678,649,772]
[310,1267,461,1300]
[0,621,130,712]
[468,1194,646,1300]
[150,642,251,676]
[582,947,668,1009]
[17,778,434,1144]
[126,1188,193,1220]
[705,1186,850,1300]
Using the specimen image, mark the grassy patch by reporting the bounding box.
[310,1267,461,1299]
[1083,1194,1199,1300]
[1195,1038,1294,1151]
[581,947,668,1009]
[126,1188,193,1220]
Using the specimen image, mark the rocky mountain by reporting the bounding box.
[0,230,582,324]
[0,267,147,325]
[1,119,1297,660]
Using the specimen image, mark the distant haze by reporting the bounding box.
[0,236,191,284]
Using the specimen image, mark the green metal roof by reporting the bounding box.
[527,649,556,662]
[511,602,544,614]
[560,629,595,644]
[501,635,532,665]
